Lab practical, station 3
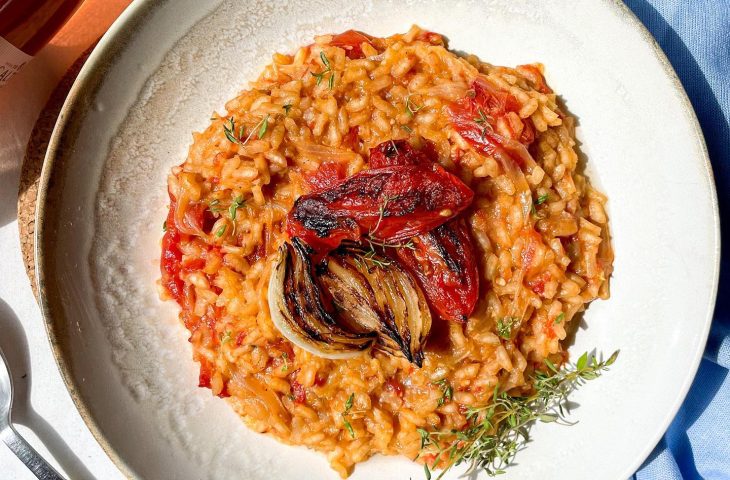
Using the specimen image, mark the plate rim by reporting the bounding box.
[33,1,721,479]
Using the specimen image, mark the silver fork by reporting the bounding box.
[0,347,65,479]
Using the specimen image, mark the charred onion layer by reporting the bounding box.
[269,239,431,365]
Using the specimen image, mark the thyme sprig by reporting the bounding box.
[370,194,397,236]
[418,350,619,479]
[311,51,335,89]
[352,237,416,272]
[474,107,493,139]
[353,247,393,271]
[223,117,242,144]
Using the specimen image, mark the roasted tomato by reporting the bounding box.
[369,141,479,322]
[394,219,479,323]
[330,30,374,59]
[287,160,473,251]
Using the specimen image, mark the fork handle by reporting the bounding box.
[1,425,65,480]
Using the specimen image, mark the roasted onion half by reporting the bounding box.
[321,244,432,366]
[268,238,375,359]
[268,239,432,366]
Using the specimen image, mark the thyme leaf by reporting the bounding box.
[474,108,493,139]
[342,393,355,438]
[281,352,289,372]
[257,114,270,139]
[223,117,242,144]
[311,51,335,89]
[229,196,245,222]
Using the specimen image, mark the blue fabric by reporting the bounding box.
[624,1,730,479]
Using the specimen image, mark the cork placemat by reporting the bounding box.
[17,46,95,300]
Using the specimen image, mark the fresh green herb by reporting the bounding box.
[162,220,167,232]
[342,393,356,438]
[238,115,270,146]
[474,108,492,139]
[209,199,221,214]
[405,95,424,117]
[370,194,396,235]
[352,235,416,272]
[433,379,454,407]
[311,51,335,89]
[223,117,242,144]
[366,237,415,250]
[474,108,490,126]
[496,317,518,340]
[281,352,289,372]
[418,350,619,479]
[353,247,393,271]
[320,50,331,69]
[530,203,537,216]
[210,116,218,121]
[283,103,293,115]
[343,418,355,439]
[215,224,227,238]
[257,114,270,139]
[401,125,414,133]
[554,313,565,324]
[220,331,232,345]
[229,196,245,222]
[424,464,432,480]
[536,193,549,205]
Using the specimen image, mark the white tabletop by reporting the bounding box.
[0,3,128,479]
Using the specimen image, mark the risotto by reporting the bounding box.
[160,26,613,477]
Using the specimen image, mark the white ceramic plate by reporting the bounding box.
[36,1,720,479]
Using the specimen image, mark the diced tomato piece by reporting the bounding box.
[291,379,307,404]
[384,377,405,398]
[516,64,552,94]
[342,126,360,151]
[161,192,184,303]
[417,31,445,46]
[330,30,374,59]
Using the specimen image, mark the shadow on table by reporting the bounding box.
[625,1,730,479]
[0,297,94,480]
